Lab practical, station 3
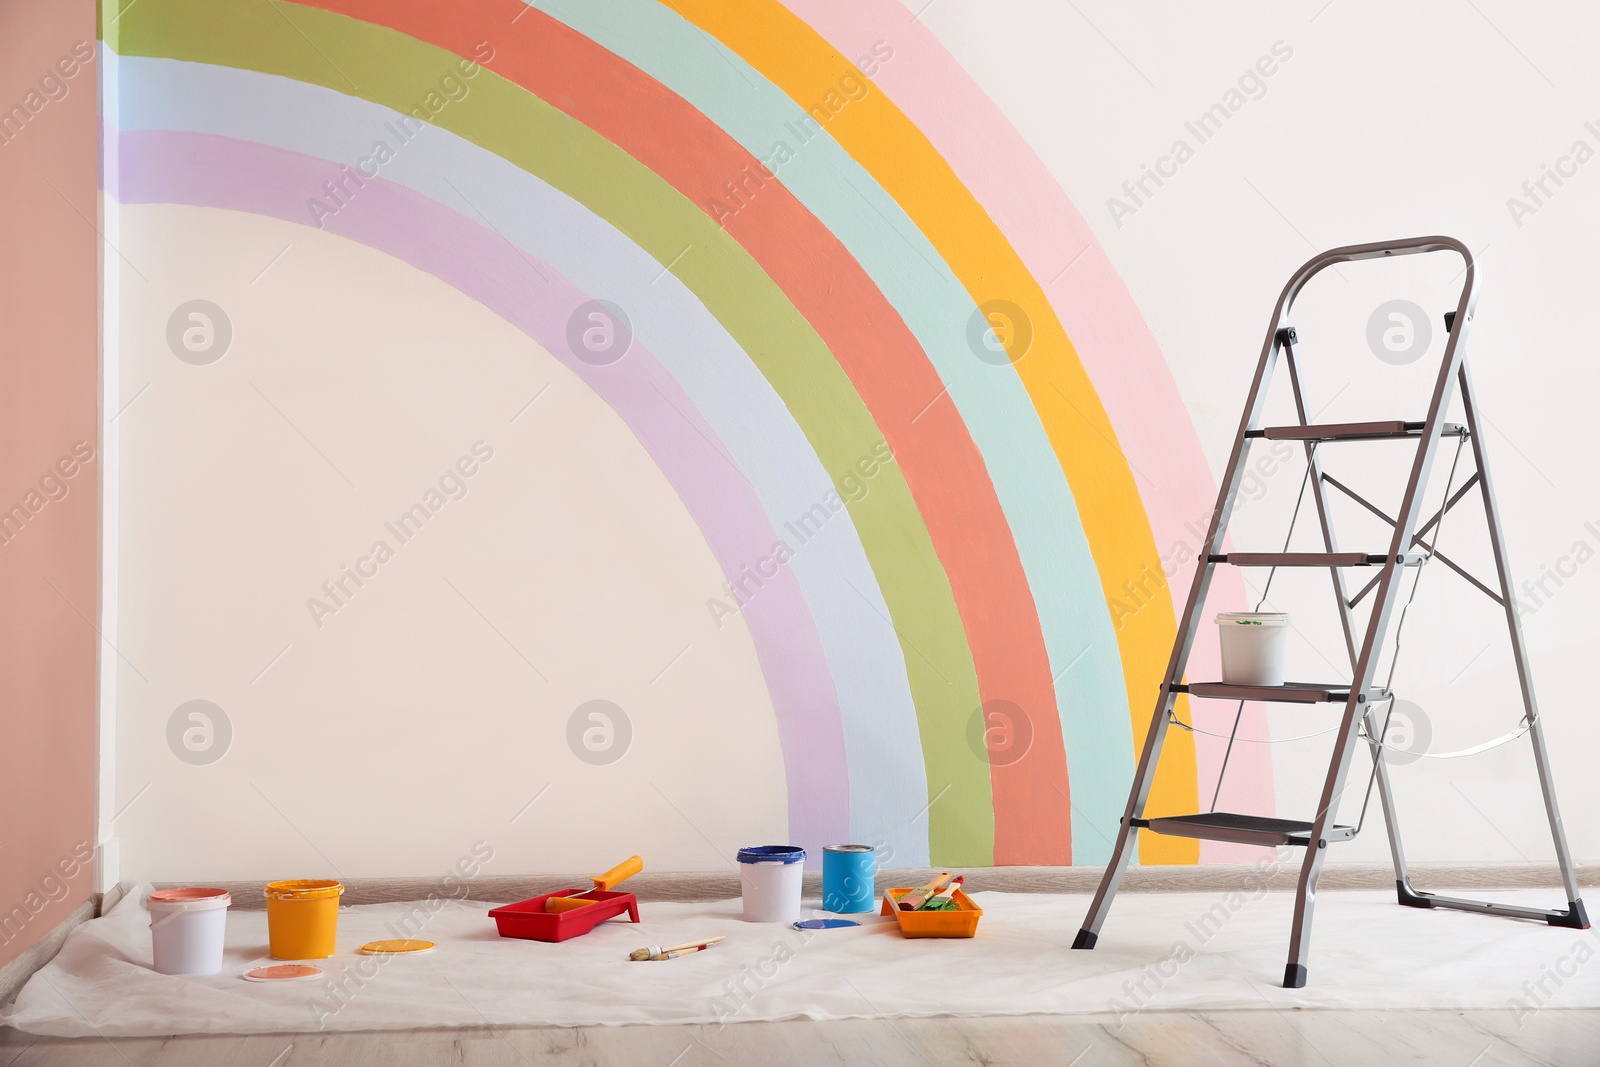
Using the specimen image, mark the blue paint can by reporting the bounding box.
[821,844,876,913]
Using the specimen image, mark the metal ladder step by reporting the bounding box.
[1176,682,1390,704]
[1209,551,1428,567]
[1246,421,1467,442]
[1137,812,1357,848]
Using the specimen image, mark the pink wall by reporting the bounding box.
[0,0,100,968]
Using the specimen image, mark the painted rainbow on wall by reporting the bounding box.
[101,0,1271,866]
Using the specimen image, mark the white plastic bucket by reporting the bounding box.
[147,888,231,975]
[1216,612,1290,686]
[737,846,805,922]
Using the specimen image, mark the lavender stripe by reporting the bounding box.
[114,125,849,850]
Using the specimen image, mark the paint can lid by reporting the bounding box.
[147,887,231,911]
[265,879,344,901]
[823,844,875,854]
[242,964,323,982]
[793,918,859,930]
[737,845,806,864]
[359,939,435,955]
[1215,612,1290,626]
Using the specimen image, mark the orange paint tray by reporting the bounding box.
[881,887,983,938]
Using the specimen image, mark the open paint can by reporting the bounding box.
[264,879,343,960]
[147,888,231,975]
[1216,612,1290,686]
[736,846,805,922]
[821,845,876,913]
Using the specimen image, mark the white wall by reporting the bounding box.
[108,1,1600,880]
[109,206,789,883]
[916,0,1600,864]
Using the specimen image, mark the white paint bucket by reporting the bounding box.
[147,888,231,975]
[736,846,805,922]
[1216,612,1290,686]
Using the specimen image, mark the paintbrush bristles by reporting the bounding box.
[900,871,955,911]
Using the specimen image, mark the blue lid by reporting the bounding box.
[737,845,806,864]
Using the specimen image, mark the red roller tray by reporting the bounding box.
[488,889,640,943]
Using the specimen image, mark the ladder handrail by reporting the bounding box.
[1273,234,1478,319]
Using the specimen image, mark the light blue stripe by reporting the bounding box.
[538,0,1132,861]
[109,48,932,865]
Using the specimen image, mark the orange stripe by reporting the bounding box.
[665,0,1201,861]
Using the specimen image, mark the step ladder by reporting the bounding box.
[1071,236,1589,989]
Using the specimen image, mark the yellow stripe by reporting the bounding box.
[665,0,1198,861]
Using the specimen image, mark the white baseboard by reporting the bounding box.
[150,861,1599,910]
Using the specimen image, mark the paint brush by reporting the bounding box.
[628,936,725,961]
[921,875,964,910]
[897,871,955,911]
[917,876,965,911]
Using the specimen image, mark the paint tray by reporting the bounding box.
[881,887,983,938]
[488,889,640,943]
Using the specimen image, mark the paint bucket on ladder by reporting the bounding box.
[821,845,876,913]
[1216,612,1290,686]
[265,880,343,959]
[147,888,231,975]
[736,846,805,922]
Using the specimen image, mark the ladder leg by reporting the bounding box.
[1318,362,1585,931]
[1074,690,1179,947]
[1525,716,1588,924]
[1072,810,1135,949]
[1284,700,1372,987]
[1362,706,1427,905]
[1286,271,1474,985]
[1079,324,1290,945]
[1283,835,1326,988]
[1460,364,1588,922]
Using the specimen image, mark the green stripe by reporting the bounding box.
[111,0,995,863]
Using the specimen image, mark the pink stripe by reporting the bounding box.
[784,0,1273,855]
[113,125,850,851]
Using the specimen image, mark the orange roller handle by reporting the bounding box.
[593,856,643,891]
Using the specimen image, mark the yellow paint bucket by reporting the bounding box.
[265,879,343,960]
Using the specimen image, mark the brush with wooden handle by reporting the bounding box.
[897,871,955,911]
[545,856,644,913]
[918,876,964,911]
[628,935,726,961]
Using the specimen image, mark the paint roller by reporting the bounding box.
[544,855,643,912]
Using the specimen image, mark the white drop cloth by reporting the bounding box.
[5,886,1597,1036]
